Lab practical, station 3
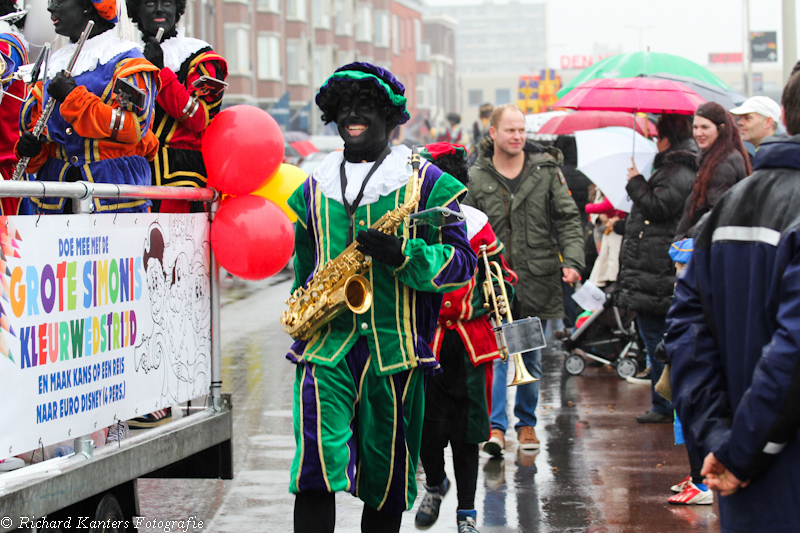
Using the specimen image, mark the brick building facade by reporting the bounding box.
[181,0,431,132]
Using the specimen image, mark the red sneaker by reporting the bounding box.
[670,475,692,493]
[668,482,713,505]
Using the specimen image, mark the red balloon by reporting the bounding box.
[202,105,285,196]
[211,195,295,280]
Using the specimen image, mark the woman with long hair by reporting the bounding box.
[675,102,752,238]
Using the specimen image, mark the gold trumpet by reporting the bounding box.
[480,245,538,387]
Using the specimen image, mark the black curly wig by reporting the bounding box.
[317,79,406,135]
[431,152,471,185]
[126,0,187,29]
[0,0,23,29]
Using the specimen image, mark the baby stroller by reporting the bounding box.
[561,292,645,379]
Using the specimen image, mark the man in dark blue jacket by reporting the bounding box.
[667,72,800,532]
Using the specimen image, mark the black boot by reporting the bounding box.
[295,491,335,533]
[361,504,402,533]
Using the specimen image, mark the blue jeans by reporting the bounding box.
[636,311,673,417]
[490,323,546,432]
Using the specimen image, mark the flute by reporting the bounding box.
[12,20,94,180]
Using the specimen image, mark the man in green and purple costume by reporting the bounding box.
[285,63,477,533]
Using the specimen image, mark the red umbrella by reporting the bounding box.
[554,77,705,115]
[290,140,319,157]
[538,111,658,137]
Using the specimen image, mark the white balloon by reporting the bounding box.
[21,0,56,47]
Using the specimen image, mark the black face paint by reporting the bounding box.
[48,0,92,42]
[138,0,178,39]
[337,96,390,162]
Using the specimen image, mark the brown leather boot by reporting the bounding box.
[517,426,540,450]
[483,428,505,457]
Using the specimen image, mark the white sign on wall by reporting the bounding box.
[0,213,211,459]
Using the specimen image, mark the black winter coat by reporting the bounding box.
[615,139,698,315]
[674,149,748,239]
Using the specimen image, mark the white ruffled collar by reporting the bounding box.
[313,144,412,207]
[461,204,488,241]
[137,27,209,72]
[48,30,137,77]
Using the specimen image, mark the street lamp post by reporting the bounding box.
[783,0,797,86]
[743,0,752,96]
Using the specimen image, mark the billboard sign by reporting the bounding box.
[751,32,778,62]
[709,53,743,64]
[0,213,211,459]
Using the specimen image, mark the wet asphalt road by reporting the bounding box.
[136,277,722,533]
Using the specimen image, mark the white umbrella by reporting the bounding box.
[575,126,657,213]
[524,111,570,135]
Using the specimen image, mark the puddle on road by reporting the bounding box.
[137,281,721,533]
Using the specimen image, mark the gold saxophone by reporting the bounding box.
[281,147,422,341]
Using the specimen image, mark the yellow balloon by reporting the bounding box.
[253,163,308,223]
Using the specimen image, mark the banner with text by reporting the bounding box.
[0,213,211,459]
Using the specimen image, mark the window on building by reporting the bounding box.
[313,47,336,88]
[416,74,426,107]
[374,11,390,48]
[356,3,372,43]
[313,48,324,88]
[287,39,309,84]
[374,12,383,47]
[286,0,306,20]
[391,14,399,55]
[399,18,405,50]
[183,0,194,36]
[257,33,281,80]
[468,89,483,107]
[312,0,330,28]
[414,19,423,61]
[335,0,353,36]
[335,0,344,33]
[287,41,298,83]
[224,24,251,75]
[337,49,355,67]
[495,88,511,105]
[256,0,280,13]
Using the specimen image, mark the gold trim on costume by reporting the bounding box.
[295,364,307,490]
[429,246,469,290]
[312,364,333,492]
[377,375,399,511]
[400,368,414,510]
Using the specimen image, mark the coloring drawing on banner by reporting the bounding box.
[135,214,210,408]
[0,217,22,363]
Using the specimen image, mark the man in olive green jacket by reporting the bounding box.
[463,104,584,454]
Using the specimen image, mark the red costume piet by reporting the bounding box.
[416,142,516,531]
[145,29,226,211]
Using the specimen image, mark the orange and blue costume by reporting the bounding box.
[16,30,160,213]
